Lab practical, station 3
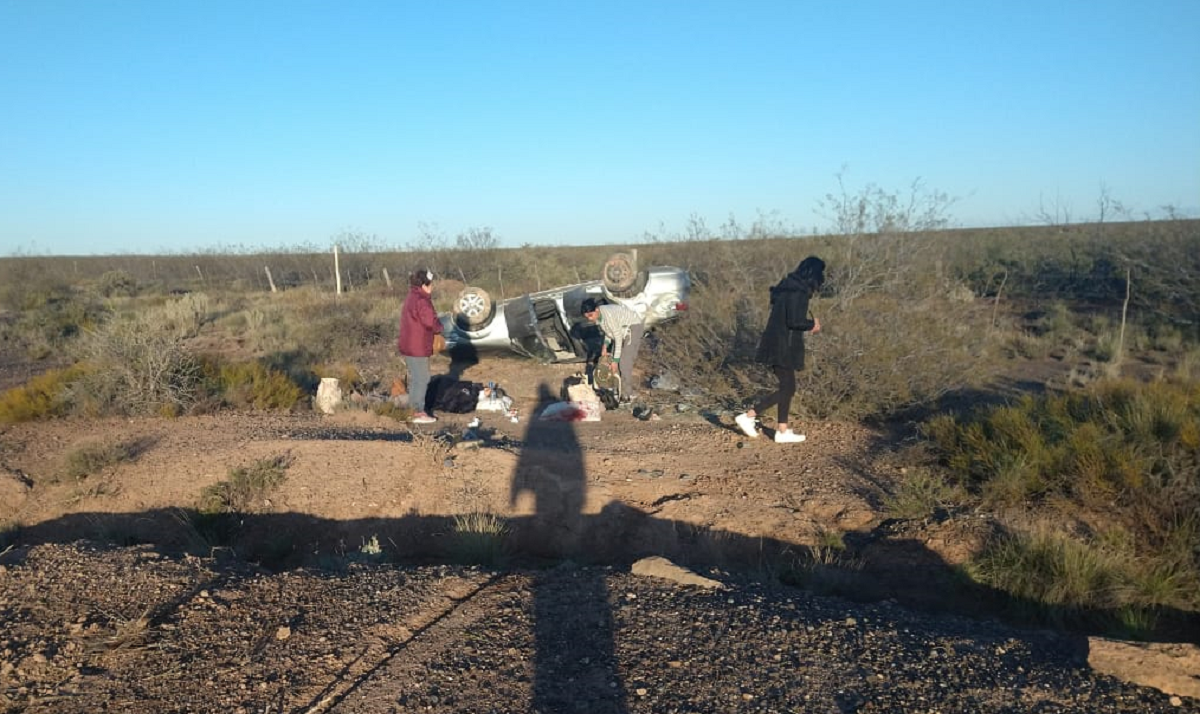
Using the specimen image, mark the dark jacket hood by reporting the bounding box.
[773,273,807,293]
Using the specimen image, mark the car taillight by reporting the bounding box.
[674,302,688,311]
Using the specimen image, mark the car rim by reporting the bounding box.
[605,262,633,287]
[460,294,487,318]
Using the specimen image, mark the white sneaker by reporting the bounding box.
[774,429,806,444]
[734,412,759,438]
[411,413,437,424]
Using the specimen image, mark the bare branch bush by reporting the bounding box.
[650,176,986,420]
[71,310,202,416]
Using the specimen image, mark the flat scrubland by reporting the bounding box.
[2,216,1199,649]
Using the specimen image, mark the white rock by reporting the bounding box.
[315,378,343,415]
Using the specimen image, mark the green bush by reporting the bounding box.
[449,511,510,565]
[925,377,1200,633]
[213,359,305,411]
[883,467,968,520]
[63,440,138,480]
[198,454,292,515]
[970,525,1198,637]
[0,366,88,423]
[372,401,413,421]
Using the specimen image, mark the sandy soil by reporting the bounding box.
[0,354,942,578]
[4,352,1199,711]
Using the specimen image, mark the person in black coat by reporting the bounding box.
[734,256,825,443]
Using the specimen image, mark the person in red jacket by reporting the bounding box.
[397,268,443,424]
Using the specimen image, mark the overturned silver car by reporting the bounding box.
[439,252,690,363]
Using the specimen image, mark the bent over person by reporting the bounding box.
[735,256,825,444]
[581,297,644,401]
[397,268,443,424]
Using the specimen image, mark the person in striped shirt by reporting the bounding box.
[581,297,644,401]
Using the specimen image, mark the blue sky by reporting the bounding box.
[2,1,1198,256]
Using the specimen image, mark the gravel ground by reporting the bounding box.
[1,543,1192,714]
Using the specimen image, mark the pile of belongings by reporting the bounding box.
[540,376,605,422]
[425,376,482,414]
[476,382,515,414]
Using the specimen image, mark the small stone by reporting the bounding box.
[636,688,648,696]
[1171,696,1183,706]
[275,626,291,640]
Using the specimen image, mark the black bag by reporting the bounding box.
[595,387,620,411]
[426,376,483,413]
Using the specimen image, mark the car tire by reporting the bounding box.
[454,286,494,329]
[602,252,646,297]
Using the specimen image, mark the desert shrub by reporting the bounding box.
[96,270,138,298]
[372,401,413,421]
[926,380,1199,509]
[970,524,1198,637]
[152,292,212,339]
[71,312,201,416]
[647,244,991,419]
[198,453,292,515]
[1028,301,1076,341]
[0,365,89,423]
[63,440,138,480]
[211,359,306,411]
[954,220,1200,344]
[223,299,294,354]
[315,362,363,391]
[647,281,762,400]
[798,293,988,420]
[295,295,392,360]
[449,512,510,565]
[0,289,107,360]
[644,179,992,420]
[883,468,969,520]
[926,377,1200,631]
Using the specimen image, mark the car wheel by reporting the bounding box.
[602,252,645,296]
[454,287,493,329]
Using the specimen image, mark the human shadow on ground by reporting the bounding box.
[6,382,1199,714]
[508,382,628,713]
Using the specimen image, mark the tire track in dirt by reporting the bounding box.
[307,572,503,713]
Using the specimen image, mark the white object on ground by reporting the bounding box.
[315,378,343,415]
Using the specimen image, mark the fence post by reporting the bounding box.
[265,266,278,293]
[334,244,343,296]
[1118,267,1131,362]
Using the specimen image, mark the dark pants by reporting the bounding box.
[753,365,796,424]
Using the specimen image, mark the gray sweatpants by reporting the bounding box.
[617,324,644,395]
[404,356,431,414]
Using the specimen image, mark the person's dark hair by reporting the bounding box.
[580,297,600,315]
[409,268,433,288]
[792,256,825,291]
